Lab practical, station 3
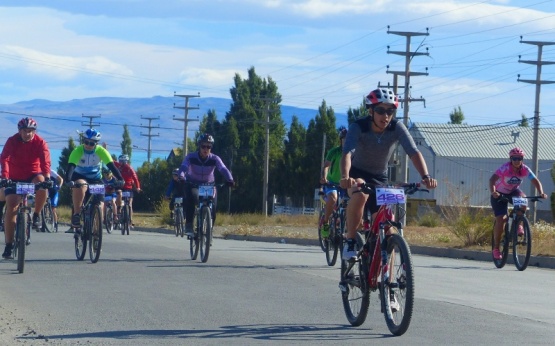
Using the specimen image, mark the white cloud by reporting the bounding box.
[1,45,133,80]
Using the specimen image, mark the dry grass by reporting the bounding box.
[57,206,555,257]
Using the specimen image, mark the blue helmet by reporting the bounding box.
[84,128,101,142]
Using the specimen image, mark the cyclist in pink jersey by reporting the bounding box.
[489,147,547,260]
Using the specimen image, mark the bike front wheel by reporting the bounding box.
[105,207,114,234]
[199,206,212,263]
[189,211,199,260]
[513,217,531,271]
[340,232,369,326]
[121,204,131,235]
[381,234,414,336]
[42,203,55,233]
[175,208,184,237]
[15,212,28,274]
[317,208,327,252]
[89,205,103,263]
[75,214,87,261]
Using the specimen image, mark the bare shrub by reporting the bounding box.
[440,185,492,247]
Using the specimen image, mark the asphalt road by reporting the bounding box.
[1,230,554,345]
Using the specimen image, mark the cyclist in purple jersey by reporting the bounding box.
[178,133,234,236]
[489,147,547,260]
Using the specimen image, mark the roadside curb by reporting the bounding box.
[135,227,555,270]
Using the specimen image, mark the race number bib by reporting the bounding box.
[122,191,131,198]
[174,197,183,204]
[199,185,214,197]
[89,184,105,194]
[376,187,405,206]
[16,183,35,195]
[104,195,114,202]
[512,197,528,208]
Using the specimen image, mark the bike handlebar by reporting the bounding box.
[0,179,53,190]
[356,182,429,196]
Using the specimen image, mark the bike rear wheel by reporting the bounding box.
[325,214,339,266]
[15,212,28,273]
[340,232,369,326]
[382,234,414,336]
[513,216,531,271]
[492,220,509,268]
[42,203,55,233]
[199,206,212,263]
[89,205,103,263]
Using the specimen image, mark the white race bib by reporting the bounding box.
[199,185,214,198]
[376,187,406,206]
[89,184,105,194]
[174,197,183,204]
[16,183,35,195]
[512,197,528,208]
[122,191,131,198]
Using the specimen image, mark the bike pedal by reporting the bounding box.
[338,282,347,293]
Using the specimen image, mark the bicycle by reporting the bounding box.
[339,182,428,336]
[70,182,105,263]
[119,190,133,235]
[187,182,224,263]
[317,184,349,266]
[492,195,541,271]
[0,179,51,273]
[173,196,185,237]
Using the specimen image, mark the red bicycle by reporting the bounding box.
[339,182,428,336]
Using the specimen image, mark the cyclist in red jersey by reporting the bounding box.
[1,118,51,259]
[114,154,141,227]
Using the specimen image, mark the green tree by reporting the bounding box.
[281,116,308,205]
[519,114,529,127]
[222,66,286,213]
[448,106,464,124]
[305,100,338,197]
[120,124,132,160]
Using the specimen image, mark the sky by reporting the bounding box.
[0,0,555,128]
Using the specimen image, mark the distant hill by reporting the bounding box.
[0,96,347,154]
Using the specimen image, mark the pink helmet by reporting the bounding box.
[509,147,525,158]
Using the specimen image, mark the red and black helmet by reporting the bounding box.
[18,117,38,130]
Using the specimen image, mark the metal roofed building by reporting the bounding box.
[407,123,555,219]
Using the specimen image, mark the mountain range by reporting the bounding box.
[0,96,346,156]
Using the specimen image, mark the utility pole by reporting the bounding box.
[387,27,429,184]
[139,115,160,163]
[517,37,555,223]
[173,92,200,156]
[258,97,278,216]
[81,114,101,129]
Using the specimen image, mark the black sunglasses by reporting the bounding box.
[201,145,212,149]
[374,107,396,116]
[511,156,523,161]
[83,140,97,146]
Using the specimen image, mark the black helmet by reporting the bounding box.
[338,126,347,139]
[172,168,180,176]
[198,133,214,145]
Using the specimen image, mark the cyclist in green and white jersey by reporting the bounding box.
[65,129,124,229]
